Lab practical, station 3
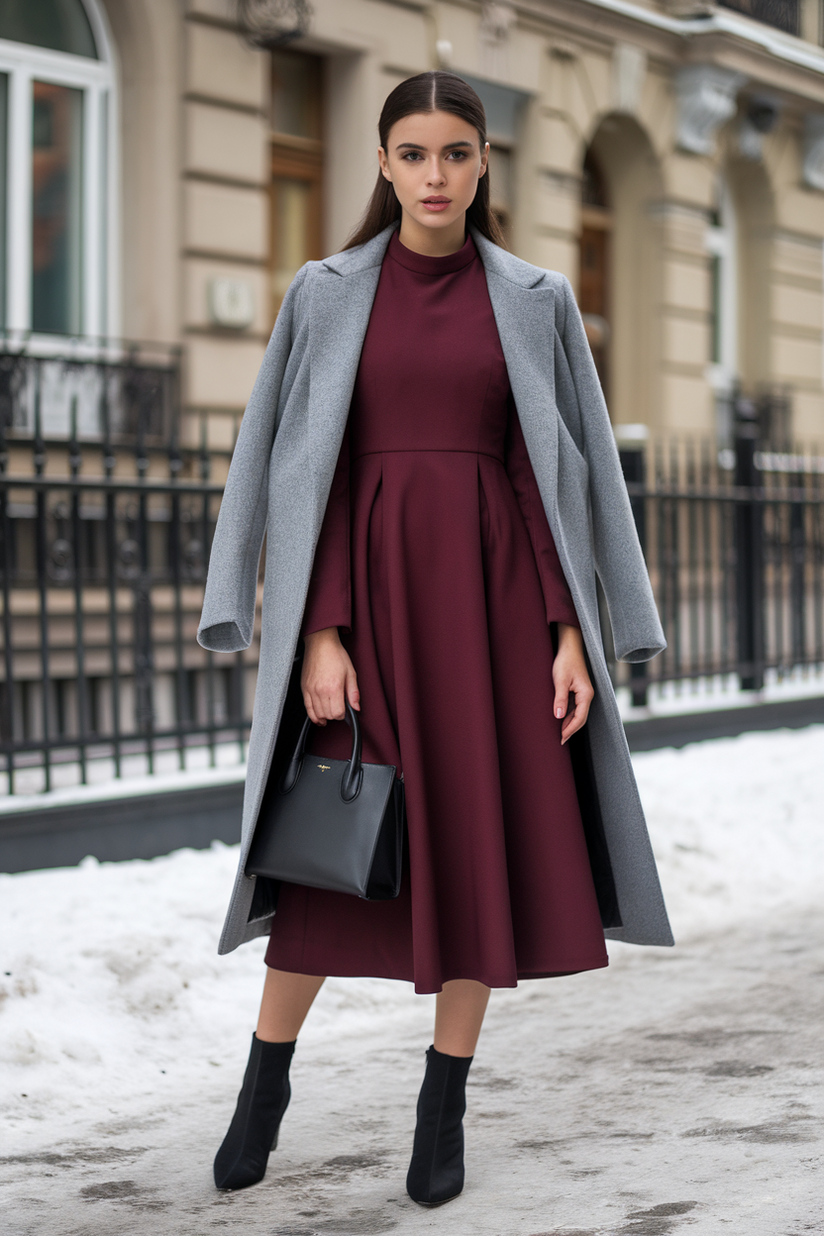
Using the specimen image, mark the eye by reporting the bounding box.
[447,151,468,161]
[402,152,424,161]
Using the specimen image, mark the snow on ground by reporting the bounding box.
[1,726,823,1235]
[628,724,824,935]
[1,721,824,1236]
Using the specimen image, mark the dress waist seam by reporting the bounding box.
[352,448,505,464]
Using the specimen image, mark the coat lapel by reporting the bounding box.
[307,227,396,498]
[473,232,561,523]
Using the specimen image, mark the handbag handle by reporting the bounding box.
[281,702,363,802]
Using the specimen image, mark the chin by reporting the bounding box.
[416,210,461,228]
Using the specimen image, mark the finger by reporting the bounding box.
[554,685,569,721]
[561,702,582,744]
[345,667,360,711]
[303,693,324,726]
[308,677,341,722]
[552,670,570,722]
[574,682,594,720]
[561,689,593,744]
[325,683,346,721]
[314,686,338,724]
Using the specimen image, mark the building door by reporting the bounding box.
[579,149,611,400]
[270,49,323,320]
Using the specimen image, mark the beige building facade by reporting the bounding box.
[3,0,824,454]
[1,0,824,786]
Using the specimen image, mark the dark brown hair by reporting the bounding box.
[343,71,506,251]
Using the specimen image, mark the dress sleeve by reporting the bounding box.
[300,427,352,638]
[505,397,579,629]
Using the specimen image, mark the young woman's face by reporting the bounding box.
[378,110,489,240]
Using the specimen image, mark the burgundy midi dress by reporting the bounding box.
[264,231,608,994]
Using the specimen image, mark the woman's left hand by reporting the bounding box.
[552,623,594,745]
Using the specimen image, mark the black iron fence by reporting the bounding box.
[0,344,255,795]
[612,410,824,705]
[1,346,822,795]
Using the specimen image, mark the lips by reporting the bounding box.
[422,196,451,212]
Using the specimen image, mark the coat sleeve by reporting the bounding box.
[197,266,310,653]
[300,426,352,637]
[555,275,666,664]
[505,398,579,629]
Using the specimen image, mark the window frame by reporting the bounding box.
[705,174,739,395]
[0,0,119,355]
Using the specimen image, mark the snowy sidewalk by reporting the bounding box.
[2,728,823,1236]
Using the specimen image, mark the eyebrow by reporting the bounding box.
[395,141,474,151]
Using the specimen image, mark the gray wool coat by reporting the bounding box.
[198,223,673,956]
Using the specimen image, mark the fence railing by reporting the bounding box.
[1,346,823,795]
[611,424,824,704]
[0,338,182,443]
[0,343,256,796]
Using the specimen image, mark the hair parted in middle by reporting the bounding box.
[344,70,506,251]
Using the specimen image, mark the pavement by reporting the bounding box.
[2,901,822,1236]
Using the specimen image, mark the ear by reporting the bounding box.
[378,145,392,183]
[478,140,490,178]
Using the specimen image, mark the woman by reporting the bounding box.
[198,71,671,1206]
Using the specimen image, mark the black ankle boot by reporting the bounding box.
[213,1034,295,1190]
[406,1044,473,1206]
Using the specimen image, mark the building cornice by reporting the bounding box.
[572,0,824,76]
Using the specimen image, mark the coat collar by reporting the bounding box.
[320,222,548,291]
[320,225,397,277]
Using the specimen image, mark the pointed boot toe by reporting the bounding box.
[213,1034,295,1191]
[406,1045,473,1206]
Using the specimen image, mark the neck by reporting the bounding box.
[397,212,467,257]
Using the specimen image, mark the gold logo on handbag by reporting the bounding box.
[317,764,331,771]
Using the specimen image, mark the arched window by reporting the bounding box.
[0,0,117,345]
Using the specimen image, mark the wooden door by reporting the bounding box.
[270,50,323,321]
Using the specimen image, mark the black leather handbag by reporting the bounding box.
[246,704,405,900]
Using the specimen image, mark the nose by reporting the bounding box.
[426,156,446,187]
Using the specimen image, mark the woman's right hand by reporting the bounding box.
[301,627,360,725]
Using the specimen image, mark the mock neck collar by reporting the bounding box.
[386,229,477,275]
[321,222,547,289]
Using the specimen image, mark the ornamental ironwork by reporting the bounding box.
[236,0,312,47]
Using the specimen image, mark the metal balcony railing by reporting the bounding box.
[717,0,800,37]
[0,340,254,795]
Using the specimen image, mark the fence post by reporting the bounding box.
[790,471,806,666]
[131,372,155,771]
[617,428,649,707]
[734,397,764,691]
